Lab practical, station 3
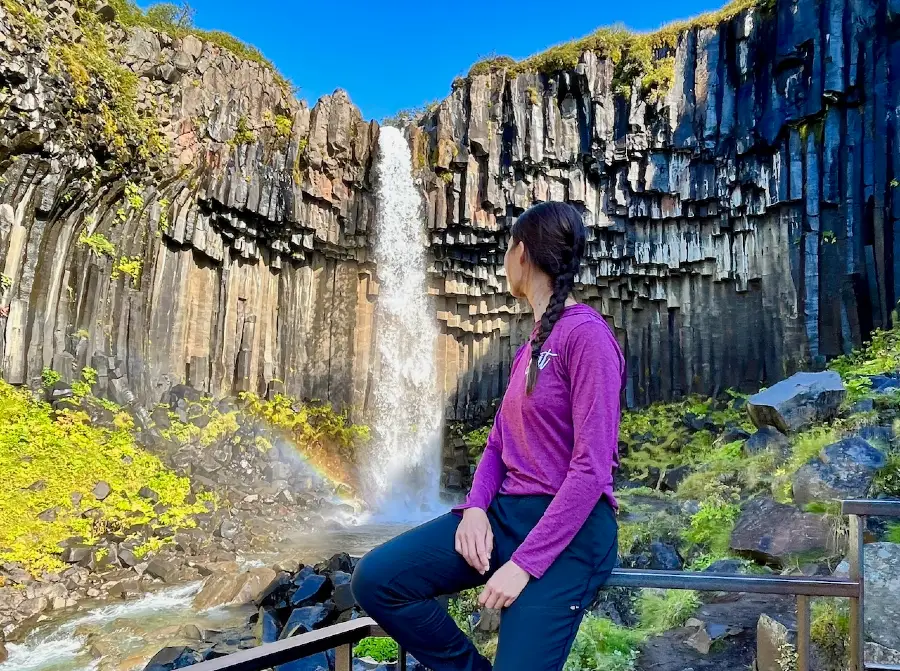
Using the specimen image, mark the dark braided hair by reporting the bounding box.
[511,201,587,394]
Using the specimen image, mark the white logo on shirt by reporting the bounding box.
[537,350,558,370]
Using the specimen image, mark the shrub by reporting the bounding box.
[564,615,642,671]
[41,367,61,389]
[872,449,900,496]
[230,115,256,146]
[112,256,143,285]
[353,637,398,662]
[682,497,741,558]
[886,522,900,543]
[831,321,900,401]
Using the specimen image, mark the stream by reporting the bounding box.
[0,522,419,671]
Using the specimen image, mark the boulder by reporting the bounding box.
[730,498,834,566]
[331,583,356,612]
[92,481,112,501]
[703,559,750,574]
[279,606,329,638]
[61,544,94,564]
[835,542,900,650]
[647,542,683,570]
[756,613,797,671]
[146,558,182,584]
[747,371,846,433]
[138,486,160,503]
[866,642,900,666]
[792,437,886,505]
[143,646,203,671]
[216,519,241,540]
[256,606,281,644]
[744,426,790,456]
[0,640,6,664]
[291,574,331,606]
[857,425,894,445]
[193,568,277,610]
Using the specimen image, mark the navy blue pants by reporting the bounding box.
[351,495,618,671]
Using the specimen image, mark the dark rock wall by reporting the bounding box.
[2,0,899,421]
[417,0,900,419]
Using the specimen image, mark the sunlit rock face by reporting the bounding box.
[2,0,898,424]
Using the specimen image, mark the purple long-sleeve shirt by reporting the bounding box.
[453,304,624,579]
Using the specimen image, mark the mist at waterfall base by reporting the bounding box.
[363,126,444,522]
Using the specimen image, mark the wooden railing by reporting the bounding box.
[182,499,900,671]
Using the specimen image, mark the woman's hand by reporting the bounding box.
[479,560,530,609]
[455,508,493,574]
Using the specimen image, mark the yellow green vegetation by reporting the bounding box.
[112,256,143,285]
[274,114,294,140]
[811,599,850,670]
[230,115,257,146]
[78,231,116,258]
[239,392,369,481]
[50,0,168,170]
[565,614,644,671]
[831,321,900,401]
[0,380,211,573]
[1,0,45,38]
[107,1,294,95]
[464,0,774,99]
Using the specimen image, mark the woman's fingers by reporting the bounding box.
[473,531,488,574]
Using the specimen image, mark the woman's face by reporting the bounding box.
[504,238,528,298]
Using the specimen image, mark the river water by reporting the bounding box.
[0,522,424,671]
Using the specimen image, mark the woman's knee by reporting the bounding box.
[350,548,392,613]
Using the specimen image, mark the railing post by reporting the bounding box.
[398,645,408,671]
[796,595,810,671]
[335,643,352,671]
[848,513,865,671]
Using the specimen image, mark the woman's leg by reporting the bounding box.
[351,513,495,671]
[491,499,619,671]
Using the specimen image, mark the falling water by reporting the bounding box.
[366,126,442,518]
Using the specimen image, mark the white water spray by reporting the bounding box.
[366,126,442,518]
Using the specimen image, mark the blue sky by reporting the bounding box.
[163,0,727,121]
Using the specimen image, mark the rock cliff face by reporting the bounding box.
[0,0,379,413]
[416,0,900,417]
[1,0,899,422]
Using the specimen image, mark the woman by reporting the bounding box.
[352,201,625,671]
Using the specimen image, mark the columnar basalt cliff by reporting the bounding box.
[0,0,380,413]
[1,0,899,423]
[415,0,900,418]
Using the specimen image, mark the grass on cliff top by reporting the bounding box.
[107,0,294,95]
[0,380,210,574]
[464,0,773,96]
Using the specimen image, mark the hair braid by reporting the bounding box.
[526,257,579,393]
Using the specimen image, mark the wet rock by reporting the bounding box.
[255,606,281,644]
[792,437,886,505]
[835,543,900,650]
[747,371,846,434]
[857,425,894,446]
[143,646,203,671]
[280,605,329,638]
[92,481,112,501]
[177,623,203,640]
[744,426,790,457]
[330,570,351,586]
[193,568,277,610]
[291,574,331,606]
[730,498,834,567]
[647,542,683,570]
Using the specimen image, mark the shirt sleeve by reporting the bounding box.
[510,323,622,579]
[452,420,506,513]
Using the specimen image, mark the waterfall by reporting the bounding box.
[366,126,442,518]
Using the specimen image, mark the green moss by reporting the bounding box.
[274,114,293,140]
[0,380,209,574]
[831,321,900,402]
[78,231,116,258]
[872,448,900,497]
[106,0,294,95]
[353,638,399,662]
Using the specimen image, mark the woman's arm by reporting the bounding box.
[453,420,507,512]
[510,322,622,579]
